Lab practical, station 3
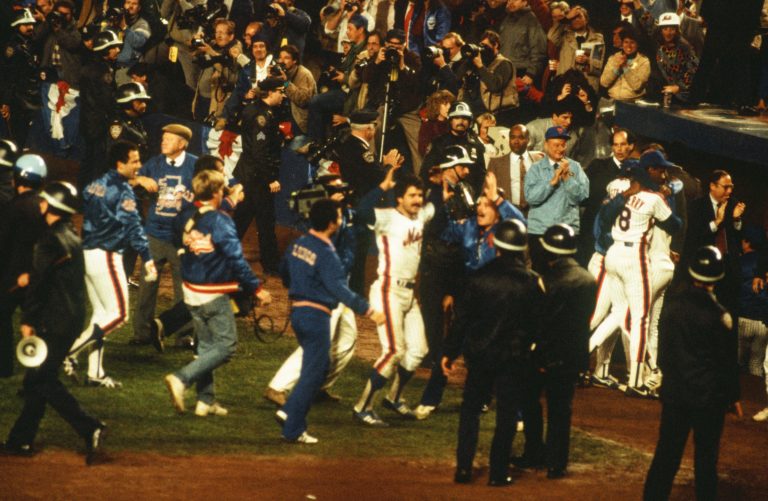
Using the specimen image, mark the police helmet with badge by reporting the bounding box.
[40,181,80,216]
[116,82,151,105]
[11,8,37,28]
[495,218,528,253]
[14,154,47,188]
[688,245,725,283]
[540,223,578,256]
[448,101,473,119]
[92,29,123,52]
[441,145,477,220]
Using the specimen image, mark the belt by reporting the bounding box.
[395,279,415,289]
[624,242,635,247]
[292,300,332,315]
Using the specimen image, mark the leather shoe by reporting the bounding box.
[1,442,36,457]
[488,476,513,487]
[547,468,567,479]
[314,389,342,403]
[453,469,472,484]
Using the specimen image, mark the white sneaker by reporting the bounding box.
[164,374,186,413]
[414,405,436,420]
[291,431,318,444]
[752,407,768,422]
[85,376,122,388]
[195,401,228,417]
[645,369,663,391]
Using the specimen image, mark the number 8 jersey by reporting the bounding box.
[611,190,672,244]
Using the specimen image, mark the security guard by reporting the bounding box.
[518,224,597,479]
[3,182,107,465]
[79,29,123,189]
[420,101,487,194]
[0,154,47,378]
[442,219,544,486]
[1,9,41,149]
[644,246,741,501]
[108,82,151,161]
[232,76,285,275]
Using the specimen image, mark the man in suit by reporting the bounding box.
[682,170,746,314]
[578,127,634,263]
[487,124,543,215]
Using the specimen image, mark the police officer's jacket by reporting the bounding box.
[22,219,86,339]
[82,170,151,262]
[233,100,281,185]
[421,131,487,194]
[281,230,371,316]
[0,190,46,293]
[443,254,544,366]
[536,257,597,375]
[174,205,261,297]
[1,33,40,110]
[658,283,740,408]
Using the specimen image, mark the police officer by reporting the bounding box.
[644,246,741,501]
[79,29,123,189]
[518,224,597,479]
[278,198,385,443]
[442,219,544,486]
[1,9,41,149]
[0,139,19,208]
[232,76,286,275]
[0,154,47,378]
[3,182,107,465]
[108,82,151,161]
[420,101,486,194]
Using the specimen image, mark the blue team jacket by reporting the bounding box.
[281,230,370,315]
[140,153,198,242]
[82,170,151,262]
[174,205,261,295]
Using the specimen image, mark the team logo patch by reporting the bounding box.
[109,123,123,139]
[363,150,374,163]
[426,16,436,30]
[4,46,14,58]
[121,197,137,212]
[257,115,267,127]
[184,230,215,255]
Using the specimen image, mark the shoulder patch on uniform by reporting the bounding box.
[363,150,374,163]
[4,46,13,59]
[256,131,266,141]
[257,115,267,127]
[109,122,123,140]
[121,197,137,212]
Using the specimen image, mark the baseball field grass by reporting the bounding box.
[0,295,647,471]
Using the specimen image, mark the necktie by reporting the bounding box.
[715,205,728,255]
[576,36,586,47]
[169,159,175,167]
[518,155,527,209]
[622,16,630,22]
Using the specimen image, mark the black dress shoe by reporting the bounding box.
[488,476,513,487]
[85,423,107,466]
[547,468,567,479]
[2,442,36,457]
[454,469,472,484]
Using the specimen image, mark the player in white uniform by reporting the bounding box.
[589,175,631,388]
[604,152,681,395]
[353,166,432,426]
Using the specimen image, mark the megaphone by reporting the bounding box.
[16,336,48,368]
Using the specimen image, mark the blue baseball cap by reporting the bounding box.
[639,150,675,170]
[545,126,570,140]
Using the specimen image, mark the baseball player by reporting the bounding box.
[352,163,432,426]
[603,154,681,395]
[67,141,157,388]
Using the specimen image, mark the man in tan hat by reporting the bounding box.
[130,124,198,351]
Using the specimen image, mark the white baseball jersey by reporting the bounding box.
[374,205,435,281]
[611,190,672,244]
[606,177,631,199]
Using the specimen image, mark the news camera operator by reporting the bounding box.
[193,18,248,121]
[107,0,152,75]
[457,30,518,126]
[262,0,312,57]
[35,0,82,89]
[232,77,286,275]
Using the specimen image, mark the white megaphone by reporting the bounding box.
[16,336,48,368]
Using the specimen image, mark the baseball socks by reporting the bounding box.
[354,370,388,413]
[386,366,414,404]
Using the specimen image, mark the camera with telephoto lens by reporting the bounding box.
[445,181,477,220]
[384,46,400,65]
[191,37,207,49]
[461,43,494,60]
[105,6,124,24]
[344,1,361,12]
[269,61,286,77]
[354,57,370,74]
[47,10,66,27]
[317,65,342,92]
[177,0,228,33]
[423,46,442,59]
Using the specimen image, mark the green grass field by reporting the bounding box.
[0,296,647,471]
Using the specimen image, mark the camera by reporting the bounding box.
[265,5,281,18]
[354,58,370,74]
[445,181,477,220]
[191,37,206,49]
[317,65,342,93]
[177,0,228,34]
[269,61,286,77]
[105,6,124,23]
[47,10,66,27]
[384,46,400,65]
[344,1,361,12]
[306,128,348,164]
[288,181,352,220]
[461,43,484,59]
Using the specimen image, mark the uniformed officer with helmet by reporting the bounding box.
[108,82,151,160]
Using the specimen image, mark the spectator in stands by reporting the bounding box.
[404,0,451,56]
[649,12,698,103]
[276,44,317,136]
[346,30,382,113]
[498,0,548,93]
[116,0,151,75]
[543,69,596,128]
[324,0,375,54]
[262,0,312,56]
[526,97,579,155]
[194,18,248,121]
[487,123,544,213]
[37,0,82,88]
[418,89,455,157]
[463,0,507,43]
[600,27,650,102]
[548,5,604,92]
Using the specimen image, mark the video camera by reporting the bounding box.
[306,127,348,164]
[177,0,228,34]
[289,181,353,220]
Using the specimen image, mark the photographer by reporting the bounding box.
[115,0,152,74]
[425,32,469,96]
[36,0,82,88]
[160,0,207,90]
[345,30,382,113]
[193,18,247,121]
[548,5,604,92]
[221,34,275,126]
[276,44,317,136]
[262,0,312,57]
[457,29,518,126]
[323,0,375,54]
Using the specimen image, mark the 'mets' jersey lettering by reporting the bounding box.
[374,205,434,281]
[611,190,672,244]
[291,243,317,266]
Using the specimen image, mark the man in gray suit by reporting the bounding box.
[487,124,543,215]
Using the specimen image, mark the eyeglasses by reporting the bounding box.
[716,184,734,190]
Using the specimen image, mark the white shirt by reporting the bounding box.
[708,194,742,233]
[611,190,672,244]
[252,54,274,86]
[166,150,186,167]
[373,204,435,281]
[508,151,534,206]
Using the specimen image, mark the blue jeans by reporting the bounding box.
[282,307,331,440]
[176,295,237,404]
[307,89,346,141]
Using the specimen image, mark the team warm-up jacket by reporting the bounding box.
[281,230,371,316]
[139,152,198,242]
[82,170,151,262]
[174,206,261,297]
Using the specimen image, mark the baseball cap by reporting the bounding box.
[349,109,379,125]
[639,150,675,170]
[545,126,570,141]
[658,12,680,27]
[386,29,406,43]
